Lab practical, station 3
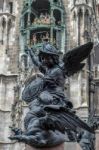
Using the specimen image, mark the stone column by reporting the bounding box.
[78,72,82,106]
[3,0,6,12]
[0,18,2,42]
[5,18,7,47]
[27,3,31,46]
[82,7,85,44]
[25,143,65,150]
[96,130,99,150]
[50,2,54,44]
[76,9,79,46]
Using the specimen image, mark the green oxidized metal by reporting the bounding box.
[20,0,66,53]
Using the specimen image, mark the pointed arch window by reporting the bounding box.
[73,0,76,5]
[53,9,61,25]
[7,19,12,46]
[86,0,89,4]
[85,9,90,30]
[0,0,4,12]
[97,5,99,16]
[73,11,77,36]
[78,9,83,45]
[9,2,13,14]
[24,13,28,28]
[1,18,6,45]
[54,0,61,5]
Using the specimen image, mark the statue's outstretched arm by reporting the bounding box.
[26,47,41,67]
[25,47,46,74]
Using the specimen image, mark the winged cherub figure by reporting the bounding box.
[9,42,94,148]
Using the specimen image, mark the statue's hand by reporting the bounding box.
[9,126,23,135]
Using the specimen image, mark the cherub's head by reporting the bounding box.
[39,43,59,68]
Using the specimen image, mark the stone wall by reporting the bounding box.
[0,0,23,149]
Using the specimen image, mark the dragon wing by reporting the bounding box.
[63,42,93,76]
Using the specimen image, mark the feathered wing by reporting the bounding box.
[63,42,93,76]
[42,105,94,134]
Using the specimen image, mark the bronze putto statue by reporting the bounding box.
[9,42,95,149]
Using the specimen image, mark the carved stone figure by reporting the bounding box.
[9,42,94,148]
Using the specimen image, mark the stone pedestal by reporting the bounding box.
[65,142,82,150]
[25,143,64,150]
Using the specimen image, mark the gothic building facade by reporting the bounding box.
[0,0,24,149]
[0,0,99,150]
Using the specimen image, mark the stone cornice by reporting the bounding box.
[0,141,16,144]
[0,74,18,78]
[0,74,18,83]
[94,78,99,83]
[75,105,88,110]
[71,4,92,11]
[0,12,16,19]
[0,109,11,113]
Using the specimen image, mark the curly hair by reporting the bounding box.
[39,52,59,65]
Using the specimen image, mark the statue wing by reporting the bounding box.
[42,105,94,133]
[63,42,93,76]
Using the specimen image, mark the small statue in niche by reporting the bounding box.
[40,13,45,19]
[57,20,61,26]
[9,42,95,148]
[51,16,55,25]
[44,13,50,24]
[33,17,38,24]
[45,32,49,39]
[40,13,45,24]
[32,34,37,45]
[42,32,50,42]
